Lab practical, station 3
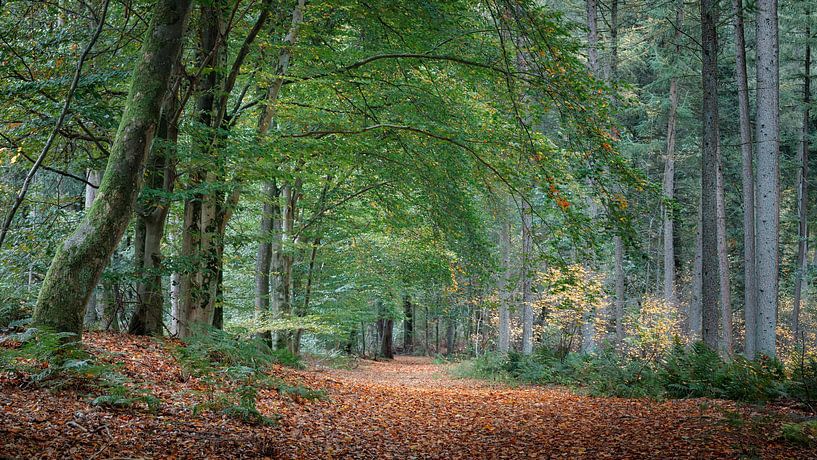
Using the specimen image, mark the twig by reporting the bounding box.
[0,0,110,249]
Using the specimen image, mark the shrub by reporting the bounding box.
[782,420,817,447]
[659,343,786,402]
[177,328,323,425]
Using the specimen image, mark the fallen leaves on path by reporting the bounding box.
[1,333,815,459]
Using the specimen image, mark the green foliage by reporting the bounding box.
[92,384,161,414]
[176,326,297,376]
[0,329,159,411]
[177,327,323,425]
[460,343,794,402]
[660,343,786,402]
[782,420,817,447]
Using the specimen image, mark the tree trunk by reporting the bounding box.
[755,0,779,358]
[254,181,278,342]
[731,0,758,359]
[580,0,599,354]
[716,162,732,354]
[424,305,430,356]
[294,235,319,355]
[700,0,720,350]
[662,0,683,305]
[521,199,533,354]
[793,26,810,341]
[178,2,226,337]
[446,316,455,357]
[275,180,301,351]
[130,100,177,336]
[33,0,192,337]
[82,169,101,328]
[497,213,511,354]
[170,271,180,335]
[404,295,414,353]
[254,0,305,342]
[690,204,703,339]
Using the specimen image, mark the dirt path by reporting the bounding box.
[269,356,809,459]
[2,336,813,459]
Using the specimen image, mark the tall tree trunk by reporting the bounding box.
[446,316,455,357]
[130,99,178,336]
[521,200,533,354]
[662,0,683,305]
[254,181,278,342]
[793,26,810,340]
[424,305,430,356]
[580,0,599,354]
[275,180,301,352]
[33,0,192,337]
[82,169,101,328]
[690,204,703,338]
[253,0,306,349]
[178,2,226,337]
[700,0,721,350]
[716,163,733,354]
[755,0,779,358]
[293,235,319,355]
[606,0,625,344]
[497,213,512,354]
[732,0,758,359]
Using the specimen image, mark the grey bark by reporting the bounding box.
[178,1,227,336]
[404,295,414,352]
[690,203,703,339]
[580,0,599,354]
[82,169,102,328]
[614,236,625,342]
[793,24,810,340]
[253,0,306,349]
[732,0,758,359]
[716,162,733,354]
[498,212,512,354]
[130,101,177,336]
[521,199,533,354]
[32,0,192,337]
[254,181,278,341]
[662,0,683,305]
[755,0,779,358]
[700,0,720,349]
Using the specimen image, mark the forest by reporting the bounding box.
[1,0,817,458]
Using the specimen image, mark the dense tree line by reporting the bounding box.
[0,0,813,367]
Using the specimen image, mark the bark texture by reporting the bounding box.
[699,0,721,350]
[792,27,810,340]
[755,0,779,357]
[732,0,758,358]
[662,0,683,305]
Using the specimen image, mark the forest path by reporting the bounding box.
[1,336,810,459]
[270,355,795,459]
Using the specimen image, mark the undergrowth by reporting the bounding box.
[456,342,813,404]
[0,328,160,413]
[176,327,325,425]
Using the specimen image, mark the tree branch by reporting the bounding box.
[0,0,109,249]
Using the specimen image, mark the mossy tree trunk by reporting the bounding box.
[33,0,193,337]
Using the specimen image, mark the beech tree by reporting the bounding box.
[32,0,193,336]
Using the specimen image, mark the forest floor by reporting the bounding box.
[2,333,816,459]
